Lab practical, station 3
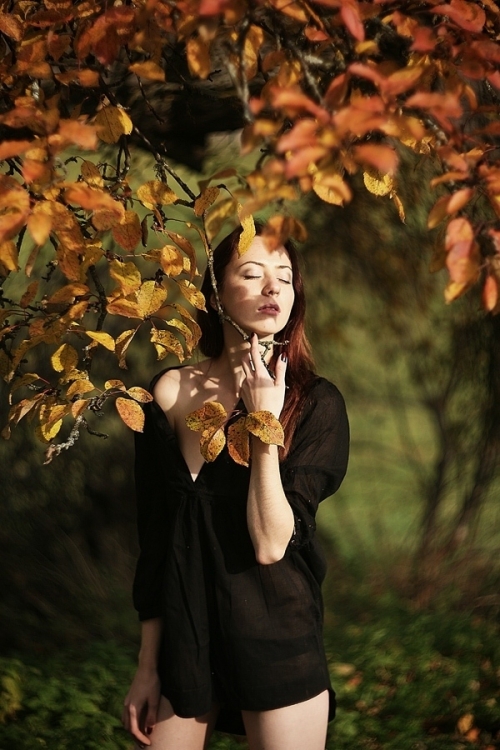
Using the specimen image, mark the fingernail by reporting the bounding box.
[281,354,287,362]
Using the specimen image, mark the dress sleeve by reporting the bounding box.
[280,378,349,551]
[132,401,169,621]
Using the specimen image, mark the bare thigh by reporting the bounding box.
[242,690,329,750]
[133,696,219,750]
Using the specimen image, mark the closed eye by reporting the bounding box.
[279,278,292,284]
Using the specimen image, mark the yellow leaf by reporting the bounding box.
[237,207,256,256]
[186,36,211,79]
[227,416,250,466]
[85,330,115,351]
[194,186,220,216]
[129,60,165,82]
[71,399,89,418]
[363,168,394,197]
[391,191,406,223]
[47,283,89,305]
[0,241,18,272]
[312,168,352,206]
[115,396,145,432]
[127,386,153,403]
[115,328,137,368]
[27,212,52,246]
[200,426,226,462]
[165,317,199,354]
[137,180,178,210]
[444,280,469,303]
[165,231,198,279]
[457,714,474,735]
[92,206,124,230]
[177,279,206,310]
[109,259,142,295]
[205,197,238,240]
[81,160,104,188]
[158,245,184,277]
[185,401,227,432]
[38,418,63,442]
[104,379,126,390]
[51,343,78,372]
[137,280,167,318]
[112,211,142,252]
[95,106,133,144]
[245,410,284,446]
[67,379,95,397]
[150,327,184,361]
[9,373,41,399]
[107,297,143,319]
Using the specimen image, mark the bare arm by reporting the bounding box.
[241,335,294,565]
[122,618,162,746]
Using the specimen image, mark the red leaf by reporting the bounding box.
[341,1,365,41]
[433,0,485,33]
[353,143,398,175]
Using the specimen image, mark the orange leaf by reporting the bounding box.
[0,140,32,160]
[341,1,365,42]
[185,401,227,432]
[57,119,98,151]
[0,12,23,40]
[95,106,133,144]
[27,212,52,246]
[0,241,19,272]
[127,386,153,403]
[200,426,226,462]
[165,231,198,279]
[482,275,498,312]
[109,259,142,295]
[129,60,165,81]
[227,416,250,466]
[115,328,137,368]
[137,180,178,209]
[433,0,485,32]
[150,327,185,361]
[115,396,145,432]
[353,143,399,175]
[245,411,284,446]
[65,183,123,215]
[112,211,142,252]
[186,36,211,79]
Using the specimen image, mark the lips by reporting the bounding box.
[258,303,280,313]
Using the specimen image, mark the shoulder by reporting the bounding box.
[151,360,213,416]
[304,376,346,411]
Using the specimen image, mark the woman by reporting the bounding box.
[122,223,349,750]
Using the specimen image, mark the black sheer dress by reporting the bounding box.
[133,370,349,734]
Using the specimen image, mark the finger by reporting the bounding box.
[129,706,151,746]
[121,705,130,732]
[145,701,159,733]
[241,357,252,379]
[274,352,288,387]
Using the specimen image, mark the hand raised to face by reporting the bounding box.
[240,334,287,419]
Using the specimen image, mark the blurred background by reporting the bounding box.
[1,137,499,750]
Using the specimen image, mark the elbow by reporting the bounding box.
[255,545,287,566]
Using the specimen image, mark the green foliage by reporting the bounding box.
[1,605,498,750]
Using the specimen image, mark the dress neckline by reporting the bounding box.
[152,397,246,485]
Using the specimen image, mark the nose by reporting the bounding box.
[262,275,280,296]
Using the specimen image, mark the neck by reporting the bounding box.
[207,322,276,396]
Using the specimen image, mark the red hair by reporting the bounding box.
[197,223,316,457]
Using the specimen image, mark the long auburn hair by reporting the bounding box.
[197,222,316,457]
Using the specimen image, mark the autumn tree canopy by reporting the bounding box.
[1,0,500,457]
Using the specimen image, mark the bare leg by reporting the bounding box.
[133,696,219,750]
[242,690,329,750]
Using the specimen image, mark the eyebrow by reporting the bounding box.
[237,261,293,271]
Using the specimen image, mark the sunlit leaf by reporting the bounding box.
[185,401,227,432]
[115,328,137,368]
[85,330,115,351]
[129,60,165,81]
[363,168,394,197]
[115,396,145,432]
[194,186,220,216]
[127,386,153,403]
[176,280,206,310]
[200,426,226,462]
[186,36,211,79]
[150,327,185,361]
[95,106,133,144]
[112,211,142,252]
[483,274,498,312]
[137,180,178,209]
[67,379,95,398]
[137,281,167,318]
[227,416,250,466]
[237,208,256,256]
[109,259,142,295]
[245,410,284,446]
[0,241,19,273]
[165,231,198,279]
[51,343,79,373]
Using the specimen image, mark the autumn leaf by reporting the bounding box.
[127,387,153,403]
[109,259,142,295]
[85,330,115,351]
[115,328,137,368]
[363,168,394,197]
[27,212,52,246]
[150,327,185,361]
[245,411,284,446]
[67,379,95,398]
[105,379,126,391]
[51,343,79,373]
[129,60,165,82]
[137,280,168,318]
[165,231,198,279]
[115,396,145,432]
[227,416,250,466]
[176,280,206,310]
[194,186,220,216]
[95,106,133,144]
[237,209,256,256]
[137,180,178,210]
[112,211,142,252]
[0,241,19,273]
[185,401,227,433]
[200,426,226,462]
[186,36,211,79]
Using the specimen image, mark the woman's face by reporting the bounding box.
[218,236,295,338]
